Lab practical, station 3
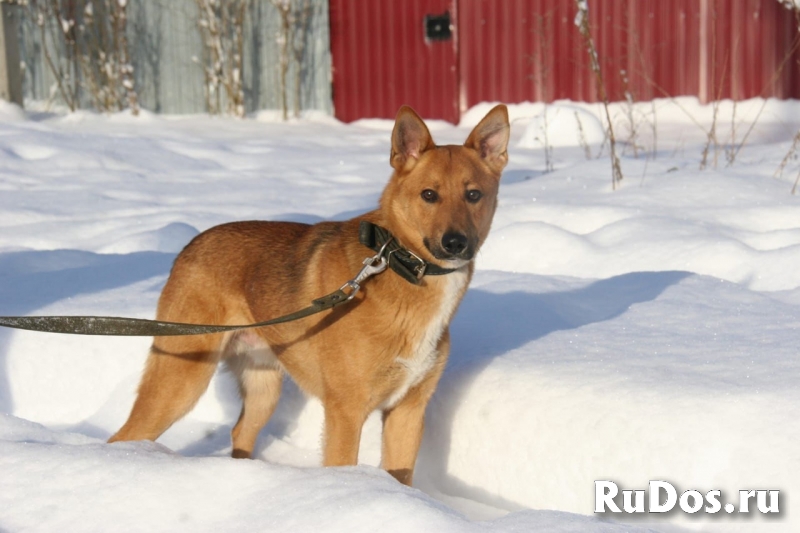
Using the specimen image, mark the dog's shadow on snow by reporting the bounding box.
[416,270,691,512]
[0,249,175,414]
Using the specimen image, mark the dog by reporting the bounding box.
[108,104,510,486]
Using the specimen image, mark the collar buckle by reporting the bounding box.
[359,221,459,284]
[405,249,427,279]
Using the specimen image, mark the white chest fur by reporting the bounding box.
[381,268,469,410]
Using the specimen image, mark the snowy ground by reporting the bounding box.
[0,97,798,532]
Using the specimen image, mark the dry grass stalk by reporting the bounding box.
[575,111,592,159]
[699,100,719,170]
[574,0,623,189]
[636,70,707,133]
[700,18,729,171]
[195,0,249,117]
[530,11,554,172]
[79,0,140,114]
[619,68,641,158]
[721,35,741,165]
[291,0,313,119]
[650,99,657,160]
[24,0,78,110]
[728,21,800,165]
[116,1,139,115]
[20,0,139,114]
[725,99,737,165]
[271,0,291,121]
[271,0,314,121]
[626,24,660,160]
[775,130,800,180]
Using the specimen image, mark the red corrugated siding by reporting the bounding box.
[458,0,800,107]
[458,0,589,108]
[329,0,459,123]
[330,0,800,122]
[630,0,703,100]
[702,0,800,101]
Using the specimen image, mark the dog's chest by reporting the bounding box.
[382,269,468,409]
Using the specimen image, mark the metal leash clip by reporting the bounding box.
[339,237,393,301]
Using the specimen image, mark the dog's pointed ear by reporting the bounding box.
[465,104,510,174]
[391,106,434,172]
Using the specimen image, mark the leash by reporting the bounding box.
[0,222,455,337]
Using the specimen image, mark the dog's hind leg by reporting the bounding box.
[228,349,283,459]
[108,334,223,443]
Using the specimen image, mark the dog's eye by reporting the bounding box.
[466,190,483,203]
[421,189,439,203]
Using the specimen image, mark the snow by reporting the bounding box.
[517,103,605,149]
[1,96,799,532]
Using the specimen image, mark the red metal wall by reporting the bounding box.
[330,0,800,122]
[458,0,800,109]
[701,0,800,101]
[329,0,460,123]
[457,0,591,106]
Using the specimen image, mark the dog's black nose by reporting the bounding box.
[441,232,468,255]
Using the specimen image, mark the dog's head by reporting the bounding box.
[380,105,510,267]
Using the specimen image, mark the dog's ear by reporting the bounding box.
[391,106,434,172]
[464,104,510,174]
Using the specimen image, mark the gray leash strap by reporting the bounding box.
[0,289,351,337]
[0,248,390,337]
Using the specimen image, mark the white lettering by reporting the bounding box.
[739,490,756,513]
[679,490,704,513]
[593,482,780,516]
[594,481,621,512]
[704,489,722,513]
[649,480,677,513]
[756,490,779,513]
[622,489,645,513]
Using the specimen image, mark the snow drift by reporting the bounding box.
[1,97,799,532]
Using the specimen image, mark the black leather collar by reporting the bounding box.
[358,221,460,285]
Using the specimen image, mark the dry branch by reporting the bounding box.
[18,0,139,114]
[195,0,249,117]
[574,0,623,189]
[775,130,800,181]
[530,11,554,172]
[291,0,313,118]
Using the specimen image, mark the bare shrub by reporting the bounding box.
[21,0,79,110]
[762,2,800,194]
[78,0,139,114]
[195,0,250,117]
[291,0,313,119]
[271,0,314,121]
[575,111,592,159]
[574,0,623,189]
[625,25,659,160]
[727,7,799,166]
[15,0,139,114]
[618,68,647,159]
[530,10,554,172]
[699,19,727,171]
[775,130,800,175]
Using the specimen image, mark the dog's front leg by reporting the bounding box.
[381,331,450,486]
[322,397,368,467]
